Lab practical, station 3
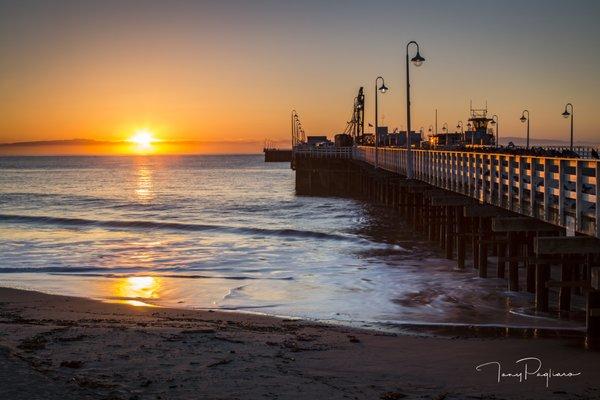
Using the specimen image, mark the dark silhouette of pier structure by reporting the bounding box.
[263,139,292,162]
[292,144,600,339]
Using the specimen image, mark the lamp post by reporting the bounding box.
[520,110,530,149]
[490,114,498,147]
[375,76,389,168]
[442,122,448,133]
[456,120,464,142]
[562,103,574,151]
[405,40,425,179]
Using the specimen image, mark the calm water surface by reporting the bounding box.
[0,155,583,330]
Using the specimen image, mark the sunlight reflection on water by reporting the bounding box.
[134,164,154,203]
[111,276,162,307]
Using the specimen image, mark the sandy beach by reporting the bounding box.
[0,287,598,400]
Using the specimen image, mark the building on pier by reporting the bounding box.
[466,105,495,146]
[425,104,496,149]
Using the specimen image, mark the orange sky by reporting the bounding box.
[1,1,599,155]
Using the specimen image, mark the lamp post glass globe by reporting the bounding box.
[490,120,496,125]
[562,110,571,118]
[411,52,425,67]
[520,116,527,123]
[379,84,388,93]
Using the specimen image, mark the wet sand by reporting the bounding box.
[1,287,599,400]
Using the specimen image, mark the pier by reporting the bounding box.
[293,145,600,338]
[263,139,292,162]
[264,148,292,162]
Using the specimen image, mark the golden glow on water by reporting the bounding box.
[113,276,162,307]
[135,165,154,202]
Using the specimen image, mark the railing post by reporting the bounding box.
[445,152,450,190]
[596,161,600,238]
[482,154,488,203]
[508,156,515,211]
[467,153,473,197]
[576,160,583,232]
[473,154,479,201]
[497,155,504,207]
[530,157,537,218]
[543,158,551,222]
[518,157,525,214]
[558,159,566,226]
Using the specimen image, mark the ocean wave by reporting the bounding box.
[0,213,364,243]
[0,192,180,212]
[0,267,295,281]
[53,273,294,281]
[0,266,109,273]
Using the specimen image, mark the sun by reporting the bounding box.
[129,129,156,151]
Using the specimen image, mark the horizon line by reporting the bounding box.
[0,138,291,147]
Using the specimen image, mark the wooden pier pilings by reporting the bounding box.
[293,151,600,340]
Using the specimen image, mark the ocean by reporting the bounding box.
[0,155,583,330]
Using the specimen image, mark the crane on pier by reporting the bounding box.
[344,87,371,145]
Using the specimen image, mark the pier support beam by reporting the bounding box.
[559,261,573,312]
[429,195,473,261]
[535,237,600,335]
[588,291,600,339]
[525,232,536,293]
[464,206,506,271]
[456,208,466,270]
[478,217,489,278]
[497,240,507,279]
[535,262,550,312]
[472,218,479,270]
[445,206,454,260]
[427,199,436,242]
[492,217,562,292]
[507,231,520,291]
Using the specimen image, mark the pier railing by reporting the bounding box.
[541,146,599,159]
[293,146,353,158]
[355,146,600,238]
